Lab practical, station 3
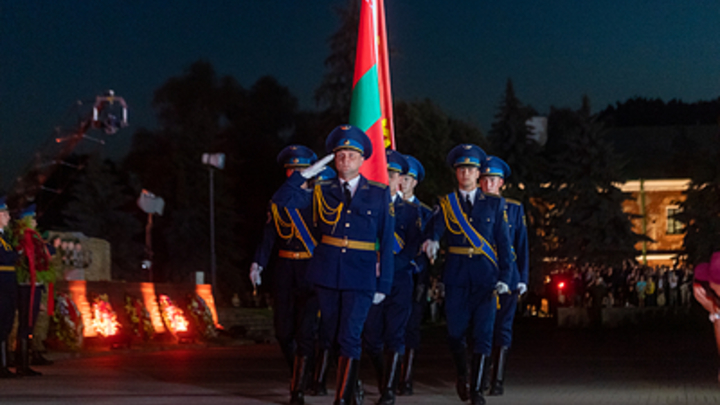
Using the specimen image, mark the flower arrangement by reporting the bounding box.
[90,294,121,337]
[52,292,84,350]
[10,216,56,285]
[187,294,217,339]
[124,294,155,341]
[158,294,189,335]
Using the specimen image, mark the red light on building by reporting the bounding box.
[558,282,565,290]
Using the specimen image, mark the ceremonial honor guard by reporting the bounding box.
[0,197,19,378]
[422,144,513,405]
[479,156,529,396]
[363,150,422,405]
[397,154,432,396]
[272,125,394,405]
[249,145,323,405]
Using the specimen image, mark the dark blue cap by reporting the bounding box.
[481,156,511,179]
[317,166,337,181]
[277,145,317,168]
[19,204,36,219]
[386,150,409,174]
[404,155,425,183]
[0,196,7,211]
[325,125,373,159]
[446,144,487,168]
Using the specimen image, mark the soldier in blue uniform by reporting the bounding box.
[0,197,19,378]
[479,156,529,397]
[363,150,421,405]
[422,144,513,405]
[397,154,432,396]
[249,145,325,405]
[272,125,395,405]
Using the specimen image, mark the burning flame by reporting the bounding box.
[91,294,121,337]
[159,294,189,334]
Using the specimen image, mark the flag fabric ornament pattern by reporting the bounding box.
[350,0,395,185]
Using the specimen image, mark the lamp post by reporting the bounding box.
[137,189,164,282]
[202,153,225,297]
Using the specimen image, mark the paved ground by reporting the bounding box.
[2,309,720,404]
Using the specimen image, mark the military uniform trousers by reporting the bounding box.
[364,270,413,356]
[316,286,374,360]
[493,293,519,348]
[273,257,319,358]
[0,272,18,340]
[17,285,43,339]
[405,271,428,351]
[445,282,497,356]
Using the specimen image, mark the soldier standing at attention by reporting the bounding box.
[422,144,513,405]
[272,125,394,405]
[0,197,19,378]
[363,150,422,405]
[397,154,432,396]
[250,145,324,405]
[479,156,529,397]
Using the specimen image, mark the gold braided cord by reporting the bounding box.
[0,236,11,251]
[439,195,464,235]
[314,184,343,226]
[271,203,294,240]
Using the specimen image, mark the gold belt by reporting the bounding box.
[322,235,376,251]
[0,265,15,272]
[448,246,483,257]
[278,250,312,260]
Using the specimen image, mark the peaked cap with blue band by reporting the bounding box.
[386,149,409,174]
[404,155,425,183]
[446,144,487,168]
[0,196,7,211]
[19,203,36,219]
[317,166,337,181]
[325,125,373,159]
[277,145,317,168]
[481,156,511,179]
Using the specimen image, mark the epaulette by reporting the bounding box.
[506,198,522,206]
[485,193,502,199]
[315,180,333,186]
[367,180,388,189]
[420,202,432,211]
[404,199,419,208]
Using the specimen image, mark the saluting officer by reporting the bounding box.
[272,125,395,405]
[363,150,422,405]
[0,197,19,378]
[250,145,326,405]
[479,156,528,397]
[422,144,513,405]
[397,154,432,396]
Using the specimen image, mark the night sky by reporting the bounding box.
[2,0,720,189]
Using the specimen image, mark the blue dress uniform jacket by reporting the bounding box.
[272,171,395,295]
[364,197,423,355]
[0,231,19,341]
[405,197,433,351]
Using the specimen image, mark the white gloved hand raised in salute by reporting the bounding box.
[249,262,263,288]
[301,154,335,179]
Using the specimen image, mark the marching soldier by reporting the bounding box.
[479,156,529,396]
[0,197,19,378]
[397,154,432,396]
[363,150,422,405]
[272,125,395,405]
[422,144,513,405]
[249,145,323,405]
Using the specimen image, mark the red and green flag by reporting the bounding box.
[350,0,395,185]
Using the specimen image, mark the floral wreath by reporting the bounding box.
[52,292,84,350]
[124,294,155,341]
[91,294,121,337]
[158,294,189,336]
[187,294,217,339]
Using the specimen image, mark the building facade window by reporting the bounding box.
[666,206,683,235]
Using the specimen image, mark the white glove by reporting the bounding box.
[495,281,510,295]
[517,282,527,295]
[422,240,439,261]
[373,292,386,305]
[301,154,335,179]
[249,262,263,287]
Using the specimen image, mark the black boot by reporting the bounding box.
[309,349,330,396]
[0,341,16,379]
[16,338,41,377]
[397,348,414,396]
[470,354,487,405]
[290,356,309,405]
[480,349,493,393]
[333,356,360,405]
[369,352,384,395]
[451,350,469,401]
[489,346,509,396]
[376,352,402,405]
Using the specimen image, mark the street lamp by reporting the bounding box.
[137,189,164,282]
[202,153,225,297]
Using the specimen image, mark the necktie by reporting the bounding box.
[465,194,473,214]
[343,182,353,205]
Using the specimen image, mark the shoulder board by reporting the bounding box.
[419,201,432,211]
[404,199,419,208]
[315,180,333,187]
[367,180,388,189]
[506,198,522,206]
[485,193,502,199]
